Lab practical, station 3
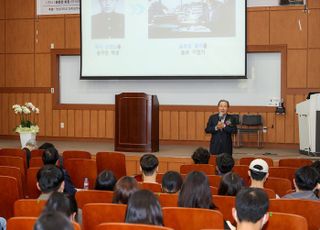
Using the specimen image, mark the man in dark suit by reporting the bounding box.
[205,99,237,155]
[92,0,124,39]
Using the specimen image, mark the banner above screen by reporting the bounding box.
[81,0,246,79]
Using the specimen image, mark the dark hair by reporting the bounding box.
[216,153,234,175]
[217,99,230,107]
[295,166,320,191]
[112,176,139,204]
[218,172,244,196]
[34,211,73,230]
[192,147,210,164]
[94,170,117,191]
[44,192,73,217]
[125,189,163,226]
[140,154,159,176]
[235,187,269,223]
[39,143,55,150]
[161,171,183,193]
[37,165,65,193]
[178,171,216,209]
[249,166,268,181]
[311,160,320,176]
[42,147,60,165]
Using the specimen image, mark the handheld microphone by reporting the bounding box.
[218,112,223,122]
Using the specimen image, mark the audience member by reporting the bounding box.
[125,189,163,226]
[161,171,183,193]
[178,171,216,209]
[38,142,55,150]
[37,165,65,200]
[94,170,116,191]
[282,166,319,200]
[34,211,74,230]
[311,160,320,195]
[140,154,159,183]
[0,217,6,230]
[22,139,38,168]
[192,147,210,164]
[216,153,235,175]
[232,187,269,230]
[248,159,269,189]
[112,176,139,204]
[42,147,76,196]
[218,172,244,196]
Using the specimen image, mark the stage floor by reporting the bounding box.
[1,139,319,162]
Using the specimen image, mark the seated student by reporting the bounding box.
[311,160,320,196]
[22,139,38,168]
[140,154,159,183]
[0,217,6,230]
[125,189,163,226]
[282,166,320,200]
[232,187,269,230]
[161,171,183,193]
[34,211,74,230]
[38,142,55,150]
[248,159,269,189]
[42,147,76,196]
[218,172,244,196]
[216,153,235,175]
[192,147,210,164]
[94,170,117,191]
[37,165,65,200]
[112,176,139,204]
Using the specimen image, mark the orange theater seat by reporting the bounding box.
[82,203,127,230]
[264,177,292,197]
[268,167,296,185]
[264,212,308,230]
[0,176,20,219]
[63,150,91,161]
[180,164,215,175]
[278,158,312,168]
[75,190,114,209]
[96,223,174,230]
[30,149,44,158]
[29,157,43,168]
[210,186,218,195]
[156,173,164,184]
[26,167,41,199]
[0,166,24,198]
[156,193,178,207]
[162,207,224,230]
[232,165,249,186]
[0,156,26,177]
[14,199,46,217]
[207,175,221,188]
[239,157,274,167]
[7,217,37,230]
[139,182,162,193]
[264,188,276,199]
[96,152,126,179]
[0,148,27,170]
[212,195,235,223]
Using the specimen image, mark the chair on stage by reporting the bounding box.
[239,157,274,167]
[96,152,126,179]
[0,176,20,219]
[156,193,178,207]
[82,203,127,230]
[29,157,43,168]
[207,175,221,188]
[26,167,41,199]
[75,190,114,209]
[139,182,162,193]
[0,166,24,198]
[212,195,235,223]
[264,177,292,197]
[278,158,312,168]
[180,164,215,175]
[14,199,46,217]
[62,150,91,161]
[264,212,308,230]
[96,223,174,230]
[232,165,250,186]
[162,207,224,230]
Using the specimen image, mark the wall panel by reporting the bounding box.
[294,94,305,144]
[1,93,8,135]
[35,54,51,87]
[162,111,171,140]
[308,9,320,48]
[82,110,90,137]
[74,110,83,137]
[170,111,179,140]
[5,0,35,19]
[97,110,106,138]
[0,54,4,87]
[90,110,98,138]
[60,110,68,137]
[37,93,46,136]
[287,49,307,88]
[308,0,320,9]
[187,111,196,140]
[0,20,4,53]
[195,112,205,141]
[52,110,60,136]
[45,94,53,136]
[8,93,16,136]
[178,111,187,140]
[67,110,75,137]
[307,49,320,88]
[284,95,295,143]
[247,10,270,45]
[0,0,4,19]
[65,16,80,49]
[106,110,114,139]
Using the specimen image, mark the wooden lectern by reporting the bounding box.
[115,92,159,152]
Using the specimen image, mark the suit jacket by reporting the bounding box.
[205,113,237,155]
[91,12,125,39]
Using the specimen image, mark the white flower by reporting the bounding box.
[35,108,40,114]
[14,107,22,114]
[12,104,21,109]
[25,102,34,108]
[21,106,31,114]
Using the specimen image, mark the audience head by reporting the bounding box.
[178,171,216,209]
[140,154,159,177]
[216,153,234,175]
[249,159,269,182]
[233,187,269,229]
[37,165,65,194]
[161,171,183,193]
[112,176,139,204]
[218,172,244,196]
[42,147,60,165]
[125,189,163,226]
[294,166,320,191]
[311,160,320,174]
[94,170,117,191]
[39,142,55,150]
[34,211,74,230]
[192,147,210,164]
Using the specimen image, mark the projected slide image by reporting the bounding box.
[148,0,235,38]
[91,0,125,39]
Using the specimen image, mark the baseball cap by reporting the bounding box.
[249,159,269,173]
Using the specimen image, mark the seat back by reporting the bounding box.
[82,203,127,230]
[208,155,217,167]
[0,148,27,170]
[156,193,178,207]
[0,166,24,198]
[207,175,221,188]
[7,217,37,230]
[278,158,312,168]
[0,176,20,219]
[239,157,274,167]
[163,207,224,230]
[264,177,292,197]
[180,164,215,175]
[0,156,26,177]
[269,167,296,185]
[30,149,44,158]
[212,195,235,222]
[210,186,218,195]
[75,190,114,209]
[26,167,41,199]
[63,150,91,160]
[156,173,164,184]
[96,223,174,230]
[29,157,43,167]
[269,199,320,230]
[139,182,162,193]
[14,199,46,217]
[264,188,276,199]
[96,152,126,179]
[64,159,97,189]
[232,165,249,186]
[264,212,308,230]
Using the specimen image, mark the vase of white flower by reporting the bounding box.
[12,102,40,148]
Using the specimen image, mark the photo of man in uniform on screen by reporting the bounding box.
[91,0,125,39]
